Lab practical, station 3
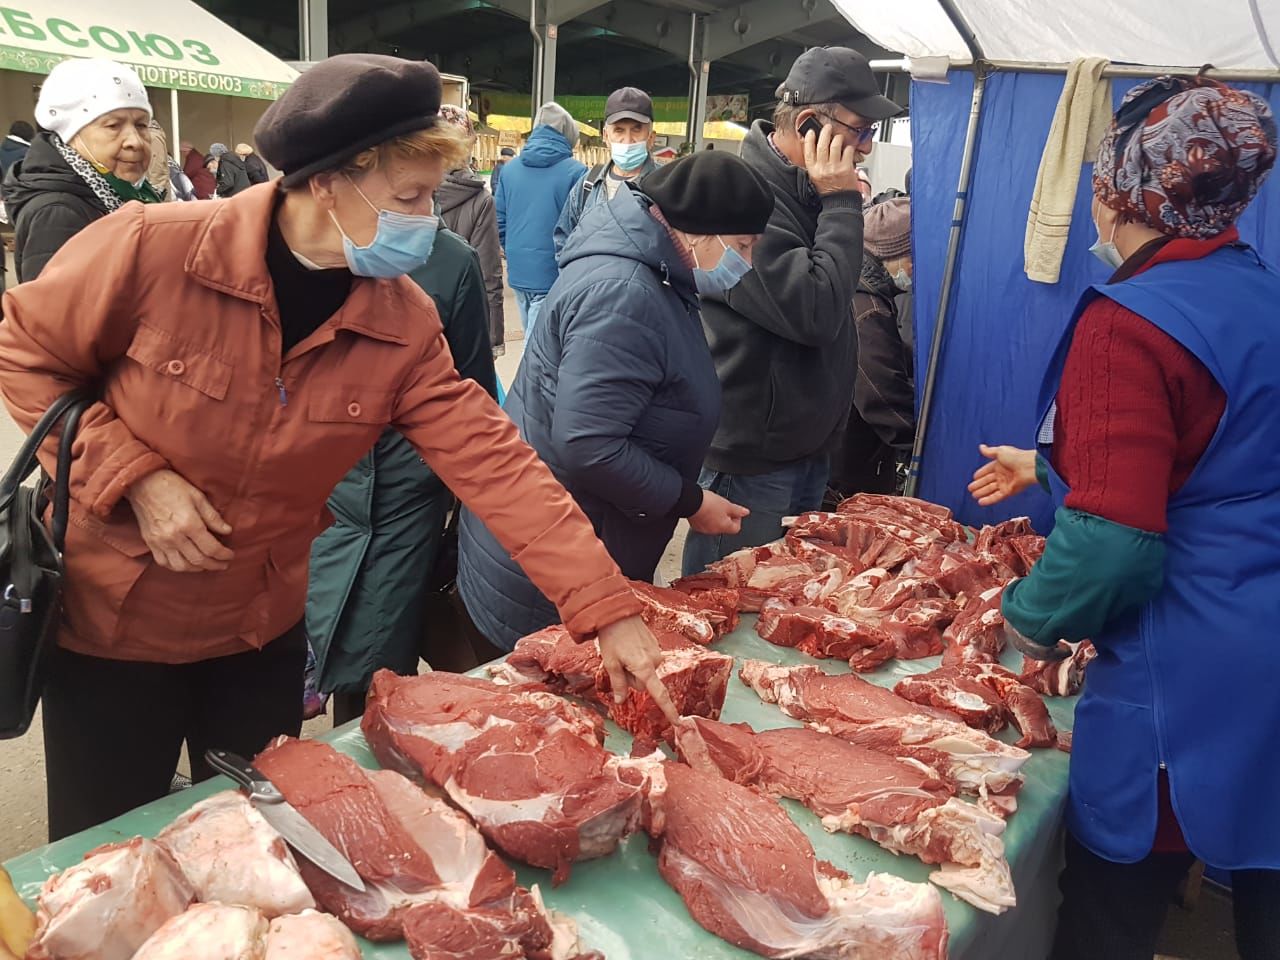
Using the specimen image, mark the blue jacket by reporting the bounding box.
[495,125,586,294]
[458,184,721,650]
[553,156,658,259]
[1035,244,1280,869]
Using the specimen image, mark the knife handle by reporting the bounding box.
[205,749,286,805]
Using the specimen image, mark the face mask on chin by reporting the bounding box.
[691,236,752,295]
[1089,205,1125,270]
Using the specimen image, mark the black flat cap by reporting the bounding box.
[643,151,774,236]
[777,47,903,123]
[255,54,442,187]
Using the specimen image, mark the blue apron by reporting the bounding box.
[1035,244,1280,868]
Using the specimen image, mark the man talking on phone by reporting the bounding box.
[683,47,903,574]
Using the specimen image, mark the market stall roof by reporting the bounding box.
[832,0,1280,70]
[0,0,297,100]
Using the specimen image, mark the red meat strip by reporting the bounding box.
[894,667,1009,735]
[1020,641,1096,696]
[646,761,949,958]
[964,664,1060,750]
[630,580,739,643]
[942,587,1007,666]
[755,598,894,661]
[674,717,1016,914]
[739,661,1029,815]
[494,625,733,743]
[252,738,556,944]
[361,670,651,884]
[403,891,601,960]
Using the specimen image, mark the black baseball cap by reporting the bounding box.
[776,47,903,123]
[605,86,653,125]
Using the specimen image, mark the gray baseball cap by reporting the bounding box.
[776,47,903,122]
[605,86,653,125]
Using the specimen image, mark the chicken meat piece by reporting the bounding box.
[25,837,194,960]
[158,790,316,918]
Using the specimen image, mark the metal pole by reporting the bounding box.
[904,0,987,498]
[529,0,557,112]
[169,88,181,167]
[687,14,709,151]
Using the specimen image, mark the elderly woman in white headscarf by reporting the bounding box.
[493,101,586,336]
[5,58,158,282]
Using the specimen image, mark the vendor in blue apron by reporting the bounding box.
[969,76,1279,960]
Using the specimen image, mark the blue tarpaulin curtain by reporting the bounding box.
[910,70,1280,530]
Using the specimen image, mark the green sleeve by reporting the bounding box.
[1035,453,1050,492]
[1002,506,1165,644]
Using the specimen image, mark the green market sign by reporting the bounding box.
[0,4,292,100]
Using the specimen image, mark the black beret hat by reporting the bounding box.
[255,54,442,187]
[642,151,774,236]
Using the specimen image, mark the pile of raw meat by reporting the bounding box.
[674,494,1092,748]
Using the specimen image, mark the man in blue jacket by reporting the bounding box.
[495,102,585,338]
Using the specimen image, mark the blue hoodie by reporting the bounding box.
[494,125,586,294]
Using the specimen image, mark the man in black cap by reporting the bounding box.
[683,46,903,576]
[554,86,659,257]
[490,145,516,195]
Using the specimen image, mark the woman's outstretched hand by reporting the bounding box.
[968,444,1038,507]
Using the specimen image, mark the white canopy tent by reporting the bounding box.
[825,0,1280,506]
[0,0,297,162]
[833,0,1280,71]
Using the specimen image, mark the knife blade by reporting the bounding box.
[205,748,366,892]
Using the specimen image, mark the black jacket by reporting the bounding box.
[458,184,720,649]
[698,120,864,474]
[828,254,915,498]
[243,153,270,185]
[0,136,28,179]
[216,153,252,197]
[5,133,107,283]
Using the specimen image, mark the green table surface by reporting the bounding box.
[6,618,1076,959]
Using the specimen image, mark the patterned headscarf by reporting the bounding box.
[438,104,474,136]
[1093,75,1277,239]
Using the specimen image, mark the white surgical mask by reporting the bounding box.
[1089,210,1124,270]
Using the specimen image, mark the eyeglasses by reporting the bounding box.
[816,113,879,146]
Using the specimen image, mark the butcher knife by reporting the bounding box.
[205,748,366,892]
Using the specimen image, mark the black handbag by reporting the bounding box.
[0,390,91,738]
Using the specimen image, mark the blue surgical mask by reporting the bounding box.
[330,178,439,278]
[692,237,752,295]
[610,141,649,172]
[1089,214,1124,270]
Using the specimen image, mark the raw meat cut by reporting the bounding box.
[739,661,1029,813]
[361,670,650,883]
[265,910,362,959]
[492,625,733,742]
[942,587,1007,665]
[253,737,561,945]
[403,888,597,960]
[25,837,195,960]
[755,599,893,662]
[893,667,1008,735]
[1020,640,1096,696]
[963,663,1060,750]
[824,568,893,616]
[674,717,1015,914]
[646,761,948,958]
[131,903,268,960]
[630,580,739,642]
[878,597,960,662]
[157,790,316,918]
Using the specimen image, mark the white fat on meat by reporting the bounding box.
[131,903,268,960]
[825,798,1015,915]
[157,790,316,918]
[663,847,946,960]
[264,910,362,959]
[26,837,195,960]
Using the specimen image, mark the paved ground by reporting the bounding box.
[0,272,1237,959]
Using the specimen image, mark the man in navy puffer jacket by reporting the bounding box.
[495,102,585,338]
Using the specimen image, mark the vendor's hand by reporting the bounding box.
[597,615,680,725]
[968,444,1038,507]
[127,469,234,573]
[688,491,749,536]
[804,123,860,197]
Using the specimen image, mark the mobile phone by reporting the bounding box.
[799,116,825,140]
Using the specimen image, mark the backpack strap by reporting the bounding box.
[582,163,610,196]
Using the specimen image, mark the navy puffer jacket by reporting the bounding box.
[458,184,721,649]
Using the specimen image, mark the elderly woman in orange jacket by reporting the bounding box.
[0,54,675,841]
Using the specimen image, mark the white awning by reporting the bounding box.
[832,0,1280,71]
[0,0,297,100]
